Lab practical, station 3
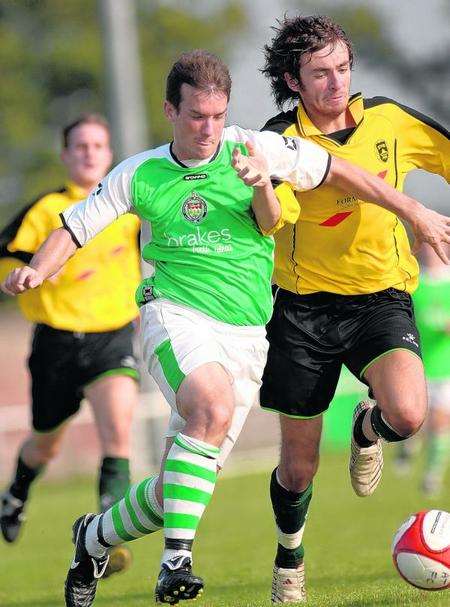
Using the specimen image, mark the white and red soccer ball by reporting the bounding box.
[392,509,450,591]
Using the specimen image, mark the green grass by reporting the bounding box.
[1,451,449,606]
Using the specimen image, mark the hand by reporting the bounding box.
[232,141,271,187]
[410,206,450,264]
[0,266,44,295]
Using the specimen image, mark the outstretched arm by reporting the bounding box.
[228,128,450,262]
[327,157,450,264]
[1,227,77,295]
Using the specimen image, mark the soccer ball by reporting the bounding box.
[392,509,450,590]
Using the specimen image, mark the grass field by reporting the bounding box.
[1,451,449,606]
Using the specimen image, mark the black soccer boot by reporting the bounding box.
[0,491,26,543]
[155,555,204,604]
[64,514,109,607]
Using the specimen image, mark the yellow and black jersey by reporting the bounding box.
[0,181,141,331]
[262,94,450,295]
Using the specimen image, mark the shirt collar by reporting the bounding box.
[65,180,91,201]
[296,92,364,137]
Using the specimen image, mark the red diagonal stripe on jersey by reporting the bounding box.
[321,172,387,227]
[320,211,353,227]
[76,269,96,281]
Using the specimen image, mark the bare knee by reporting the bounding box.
[384,407,425,438]
[279,453,319,492]
[379,391,427,438]
[98,419,131,455]
[367,351,427,438]
[277,416,322,491]
[188,402,233,441]
[177,363,235,445]
[23,436,62,466]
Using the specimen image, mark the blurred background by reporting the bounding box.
[0,0,449,482]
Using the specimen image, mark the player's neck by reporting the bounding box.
[69,178,97,195]
[308,107,355,135]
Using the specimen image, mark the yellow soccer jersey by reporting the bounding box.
[0,181,141,331]
[263,94,450,295]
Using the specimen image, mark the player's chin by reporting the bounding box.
[195,142,216,158]
[323,97,348,114]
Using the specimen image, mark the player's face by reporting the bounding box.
[288,41,351,121]
[165,84,228,160]
[61,123,113,190]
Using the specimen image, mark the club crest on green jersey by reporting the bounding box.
[182,192,208,223]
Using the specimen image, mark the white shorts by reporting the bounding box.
[140,299,269,466]
[428,380,450,413]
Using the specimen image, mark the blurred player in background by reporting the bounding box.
[260,14,450,603]
[396,244,450,496]
[0,114,141,577]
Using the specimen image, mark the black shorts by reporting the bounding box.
[260,287,422,418]
[28,322,139,432]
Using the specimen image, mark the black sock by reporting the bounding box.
[270,469,312,568]
[9,456,43,503]
[370,406,406,442]
[353,408,374,448]
[98,456,130,511]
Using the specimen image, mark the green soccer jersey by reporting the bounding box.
[413,270,450,380]
[62,125,330,326]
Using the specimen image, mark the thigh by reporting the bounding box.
[363,349,427,431]
[344,289,422,381]
[260,291,342,417]
[216,325,269,466]
[140,300,229,411]
[85,374,138,452]
[28,325,82,431]
[344,290,426,428]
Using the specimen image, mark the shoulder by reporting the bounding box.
[1,186,66,238]
[364,97,449,138]
[111,145,172,180]
[31,186,69,212]
[260,108,298,134]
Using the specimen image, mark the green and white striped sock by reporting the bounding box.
[85,475,163,558]
[162,432,219,563]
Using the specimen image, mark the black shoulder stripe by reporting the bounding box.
[0,245,33,263]
[364,97,449,139]
[261,108,298,134]
[0,186,67,250]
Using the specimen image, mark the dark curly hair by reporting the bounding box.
[262,15,353,109]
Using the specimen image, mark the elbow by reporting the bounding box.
[325,157,348,189]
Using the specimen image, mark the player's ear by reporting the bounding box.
[284,72,301,93]
[164,100,177,123]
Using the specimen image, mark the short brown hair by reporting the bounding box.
[166,50,232,110]
[63,113,110,148]
[262,15,354,108]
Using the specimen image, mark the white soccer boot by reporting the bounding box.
[271,562,306,603]
[349,401,383,497]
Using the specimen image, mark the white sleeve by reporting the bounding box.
[225,125,331,192]
[60,150,154,247]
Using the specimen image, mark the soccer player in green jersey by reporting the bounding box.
[2,50,450,606]
[413,245,450,496]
